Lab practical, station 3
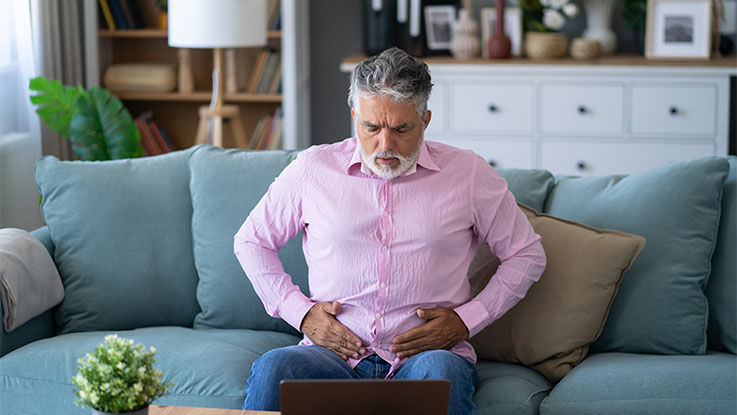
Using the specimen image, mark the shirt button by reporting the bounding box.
[380,282,387,288]
[382,245,388,251]
[375,313,381,319]
[382,211,389,217]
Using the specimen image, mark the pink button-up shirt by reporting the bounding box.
[234,137,545,376]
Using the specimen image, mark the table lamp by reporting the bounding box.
[168,0,267,147]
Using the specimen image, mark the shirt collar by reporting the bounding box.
[346,137,441,177]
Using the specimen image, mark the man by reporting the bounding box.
[234,47,546,415]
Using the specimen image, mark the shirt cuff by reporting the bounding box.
[454,299,492,339]
[279,288,316,332]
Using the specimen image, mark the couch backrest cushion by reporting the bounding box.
[189,146,307,333]
[706,156,736,353]
[496,168,554,212]
[544,157,729,355]
[34,149,200,334]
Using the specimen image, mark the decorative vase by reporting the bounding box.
[524,32,568,58]
[487,0,511,59]
[450,9,480,59]
[581,0,617,54]
[92,406,148,415]
[569,37,602,59]
[157,12,168,30]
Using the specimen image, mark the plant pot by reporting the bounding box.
[92,406,148,415]
[157,12,168,30]
[524,32,568,59]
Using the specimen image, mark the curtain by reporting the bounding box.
[0,0,43,229]
[35,0,86,160]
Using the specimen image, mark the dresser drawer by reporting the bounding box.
[540,141,715,176]
[540,84,624,135]
[429,137,533,168]
[630,84,717,136]
[449,83,534,133]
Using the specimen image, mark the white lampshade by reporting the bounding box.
[168,0,267,48]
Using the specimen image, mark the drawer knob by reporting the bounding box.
[488,159,497,167]
[576,161,587,171]
[577,105,587,114]
[669,106,679,115]
[488,104,498,113]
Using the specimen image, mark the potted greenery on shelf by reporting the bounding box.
[72,335,173,415]
[29,76,143,161]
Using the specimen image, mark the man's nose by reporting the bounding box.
[377,129,395,153]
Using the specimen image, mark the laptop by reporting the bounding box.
[279,379,451,415]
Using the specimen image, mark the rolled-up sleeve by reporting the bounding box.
[454,156,546,338]
[233,153,315,331]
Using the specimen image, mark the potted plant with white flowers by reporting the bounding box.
[520,0,579,58]
[72,335,174,415]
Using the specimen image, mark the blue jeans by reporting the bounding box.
[243,345,477,415]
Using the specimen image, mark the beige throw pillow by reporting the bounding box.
[468,204,645,383]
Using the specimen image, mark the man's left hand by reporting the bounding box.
[389,308,469,359]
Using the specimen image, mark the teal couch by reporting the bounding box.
[1,144,735,415]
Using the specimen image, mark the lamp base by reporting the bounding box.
[195,104,249,148]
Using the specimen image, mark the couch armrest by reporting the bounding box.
[0,227,57,357]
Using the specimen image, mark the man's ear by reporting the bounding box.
[423,110,432,130]
[351,107,356,122]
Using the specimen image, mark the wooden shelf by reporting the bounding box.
[342,53,737,68]
[99,29,167,38]
[114,91,282,103]
[99,29,282,41]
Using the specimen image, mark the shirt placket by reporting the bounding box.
[372,179,392,349]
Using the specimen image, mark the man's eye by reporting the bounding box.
[395,128,407,134]
[367,127,379,132]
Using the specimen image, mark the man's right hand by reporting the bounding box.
[300,301,366,361]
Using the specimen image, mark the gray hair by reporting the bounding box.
[348,47,433,119]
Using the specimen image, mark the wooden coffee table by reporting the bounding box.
[150,405,279,415]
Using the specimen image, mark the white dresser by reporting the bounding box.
[341,55,737,176]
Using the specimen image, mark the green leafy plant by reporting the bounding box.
[29,76,143,161]
[621,0,647,33]
[72,335,173,413]
[520,0,579,32]
[155,0,167,12]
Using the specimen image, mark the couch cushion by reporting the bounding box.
[34,149,201,334]
[469,205,645,383]
[474,360,552,415]
[189,146,308,333]
[496,168,554,212]
[544,157,729,355]
[539,352,737,415]
[707,156,737,353]
[0,326,302,414]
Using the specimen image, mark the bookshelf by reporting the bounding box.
[82,0,310,150]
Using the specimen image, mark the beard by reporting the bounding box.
[358,137,424,181]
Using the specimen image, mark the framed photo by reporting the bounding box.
[424,5,457,51]
[645,0,712,59]
[480,7,523,57]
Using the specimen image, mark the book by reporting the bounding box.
[246,51,270,93]
[249,116,269,149]
[118,0,137,29]
[258,107,281,149]
[269,117,283,150]
[267,0,281,30]
[135,116,163,155]
[98,0,116,30]
[107,0,129,30]
[155,124,175,151]
[268,61,282,94]
[256,52,280,94]
[148,120,172,152]
[124,0,146,29]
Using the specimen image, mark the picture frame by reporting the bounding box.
[424,5,457,51]
[480,7,523,57]
[645,0,713,59]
